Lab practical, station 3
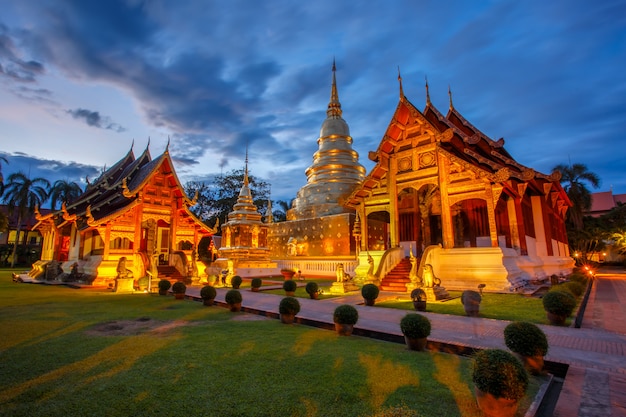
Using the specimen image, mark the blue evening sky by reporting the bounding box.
[1,0,625,203]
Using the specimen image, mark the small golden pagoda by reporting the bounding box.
[215,153,277,280]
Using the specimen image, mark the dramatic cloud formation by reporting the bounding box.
[0,0,625,204]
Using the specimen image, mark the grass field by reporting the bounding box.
[0,270,544,417]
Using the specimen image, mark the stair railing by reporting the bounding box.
[375,247,405,280]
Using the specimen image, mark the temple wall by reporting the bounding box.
[267,213,356,257]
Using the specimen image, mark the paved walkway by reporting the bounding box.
[183,270,626,417]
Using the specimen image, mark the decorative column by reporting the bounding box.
[485,185,499,248]
[388,156,399,248]
[437,152,454,249]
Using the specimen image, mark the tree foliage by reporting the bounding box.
[553,163,600,230]
[185,169,273,232]
[2,171,50,267]
[49,179,83,210]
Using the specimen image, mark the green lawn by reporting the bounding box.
[377,291,556,325]
[0,270,544,417]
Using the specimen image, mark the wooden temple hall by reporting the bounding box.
[345,75,573,291]
[31,143,215,289]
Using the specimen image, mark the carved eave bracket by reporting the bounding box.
[436,128,454,143]
[517,183,528,198]
[122,177,135,198]
[191,190,199,206]
[492,167,511,183]
[543,183,553,198]
[85,205,97,227]
[61,202,76,222]
[491,184,504,207]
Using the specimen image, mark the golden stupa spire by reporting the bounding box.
[397,66,404,98]
[327,59,342,118]
[243,142,249,187]
[425,75,431,105]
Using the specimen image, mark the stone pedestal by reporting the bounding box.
[405,282,420,293]
[114,278,135,293]
[423,286,449,301]
[330,281,359,294]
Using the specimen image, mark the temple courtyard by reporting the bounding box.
[1,267,625,416]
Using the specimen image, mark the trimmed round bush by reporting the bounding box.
[504,321,548,357]
[225,289,242,304]
[472,349,529,401]
[158,279,171,291]
[171,281,186,294]
[333,304,359,325]
[251,278,262,289]
[410,288,427,302]
[568,272,588,285]
[283,279,297,292]
[279,296,301,315]
[400,313,431,339]
[560,281,585,297]
[542,290,576,317]
[200,285,217,300]
[231,275,243,288]
[361,283,380,301]
[305,281,319,295]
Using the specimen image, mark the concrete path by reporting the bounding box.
[184,270,626,417]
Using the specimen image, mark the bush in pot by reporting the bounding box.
[305,281,320,299]
[278,296,301,324]
[250,278,262,292]
[472,349,529,417]
[200,285,217,306]
[400,313,431,351]
[461,290,482,317]
[225,289,243,312]
[361,283,380,306]
[157,279,171,295]
[542,290,576,325]
[283,279,297,295]
[504,321,548,375]
[333,304,358,336]
[231,275,243,289]
[171,281,186,300]
[410,288,427,311]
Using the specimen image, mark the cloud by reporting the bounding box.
[66,108,126,132]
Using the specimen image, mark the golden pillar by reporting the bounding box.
[437,152,454,249]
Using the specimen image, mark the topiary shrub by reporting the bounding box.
[158,279,171,291]
[568,272,588,285]
[283,279,297,293]
[225,289,242,305]
[231,275,243,289]
[251,278,262,290]
[400,313,431,339]
[200,285,217,300]
[472,349,529,401]
[333,304,359,325]
[305,281,319,297]
[172,281,186,294]
[560,281,585,297]
[542,290,576,317]
[361,283,380,302]
[279,296,301,315]
[504,322,548,357]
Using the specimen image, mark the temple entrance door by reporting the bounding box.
[156,221,171,265]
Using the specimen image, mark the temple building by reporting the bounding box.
[30,144,214,289]
[344,74,574,291]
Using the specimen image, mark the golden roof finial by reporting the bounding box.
[425,75,431,105]
[243,142,249,187]
[397,66,404,98]
[448,85,454,109]
[165,136,170,153]
[327,59,342,118]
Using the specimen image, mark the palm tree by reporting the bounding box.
[3,171,50,267]
[0,155,8,197]
[552,163,600,230]
[49,179,83,211]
